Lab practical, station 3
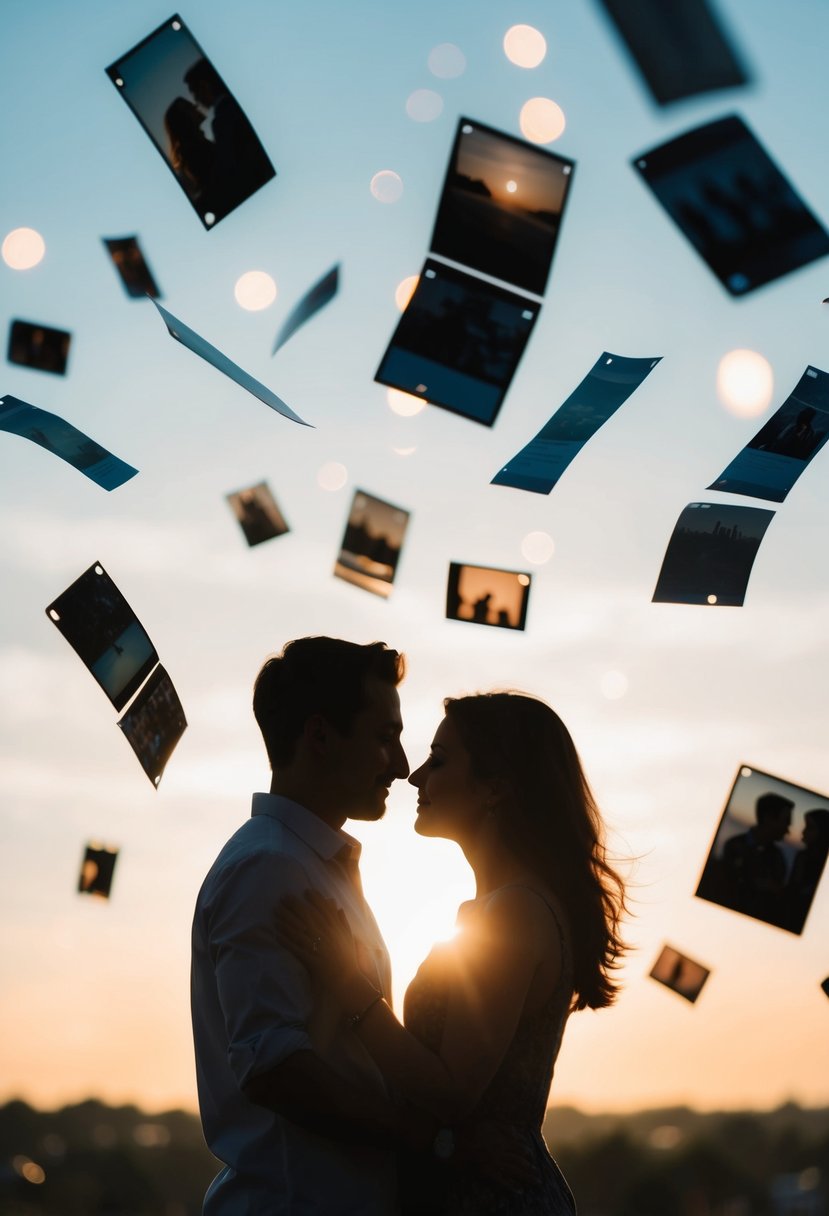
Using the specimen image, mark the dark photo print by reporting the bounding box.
[117,664,187,788]
[334,489,410,599]
[226,481,289,547]
[652,502,775,607]
[649,945,711,1004]
[430,117,575,297]
[46,562,158,712]
[78,844,119,900]
[446,562,531,630]
[696,765,829,935]
[598,0,750,106]
[107,14,275,229]
[103,235,162,299]
[375,259,540,427]
[272,264,340,355]
[0,395,138,491]
[709,365,829,502]
[633,115,829,295]
[493,352,661,494]
[8,319,71,375]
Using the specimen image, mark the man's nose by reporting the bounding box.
[393,741,409,780]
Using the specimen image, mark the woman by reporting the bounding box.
[163,96,215,210]
[279,692,627,1214]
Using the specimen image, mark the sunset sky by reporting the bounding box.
[2,0,829,1118]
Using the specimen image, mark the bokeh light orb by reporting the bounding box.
[519,98,566,144]
[2,227,45,270]
[393,445,417,456]
[387,387,427,416]
[600,670,629,701]
[317,461,348,491]
[504,25,547,68]
[370,170,403,204]
[428,42,466,78]
[520,530,555,564]
[716,349,774,417]
[395,274,419,311]
[406,89,443,122]
[234,270,277,311]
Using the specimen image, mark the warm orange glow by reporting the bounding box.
[716,349,774,417]
[406,89,443,122]
[387,387,426,417]
[520,97,566,144]
[506,179,518,194]
[21,1160,46,1184]
[2,227,45,270]
[503,24,547,68]
[234,271,277,311]
[370,170,403,204]
[394,274,419,311]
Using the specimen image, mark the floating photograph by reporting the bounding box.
[107,14,275,229]
[696,765,829,935]
[46,562,158,712]
[103,235,162,299]
[709,365,829,502]
[7,319,71,375]
[651,502,775,607]
[78,843,119,900]
[633,115,829,295]
[430,117,575,297]
[272,264,340,355]
[493,352,661,493]
[334,490,410,598]
[375,259,540,426]
[226,481,289,547]
[446,562,531,630]
[0,395,138,491]
[598,0,749,106]
[649,945,711,1004]
[117,665,187,788]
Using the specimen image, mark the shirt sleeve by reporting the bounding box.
[203,850,314,1087]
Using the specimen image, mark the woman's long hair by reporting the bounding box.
[445,692,627,1011]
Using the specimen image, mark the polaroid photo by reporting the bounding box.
[651,502,775,607]
[446,562,531,630]
[150,299,310,426]
[696,765,829,935]
[598,0,749,106]
[226,481,289,547]
[106,14,275,229]
[375,259,540,427]
[709,365,829,503]
[8,320,71,376]
[272,264,340,355]
[334,489,410,599]
[429,117,575,298]
[0,395,138,491]
[633,115,829,296]
[78,843,119,899]
[103,236,162,299]
[649,945,711,1004]
[46,562,158,712]
[493,353,661,494]
[117,664,187,788]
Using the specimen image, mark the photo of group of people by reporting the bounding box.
[8,319,71,376]
[648,945,711,1004]
[226,481,290,547]
[709,365,829,502]
[0,396,138,491]
[78,844,119,900]
[334,490,410,598]
[696,766,829,935]
[107,15,275,228]
[445,562,531,630]
[492,353,661,494]
[375,260,539,426]
[651,502,775,606]
[599,0,749,106]
[117,665,188,788]
[103,236,161,299]
[430,118,575,297]
[634,115,829,295]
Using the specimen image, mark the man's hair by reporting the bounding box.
[755,792,794,823]
[253,637,404,770]
[183,57,224,96]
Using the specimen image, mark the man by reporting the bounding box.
[719,791,793,925]
[191,636,410,1214]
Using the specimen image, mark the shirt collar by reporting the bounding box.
[251,792,362,864]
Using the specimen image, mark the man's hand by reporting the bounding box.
[276,889,361,996]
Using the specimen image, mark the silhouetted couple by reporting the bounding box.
[191,636,628,1213]
[164,58,273,222]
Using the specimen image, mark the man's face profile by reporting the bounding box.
[325,676,408,822]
